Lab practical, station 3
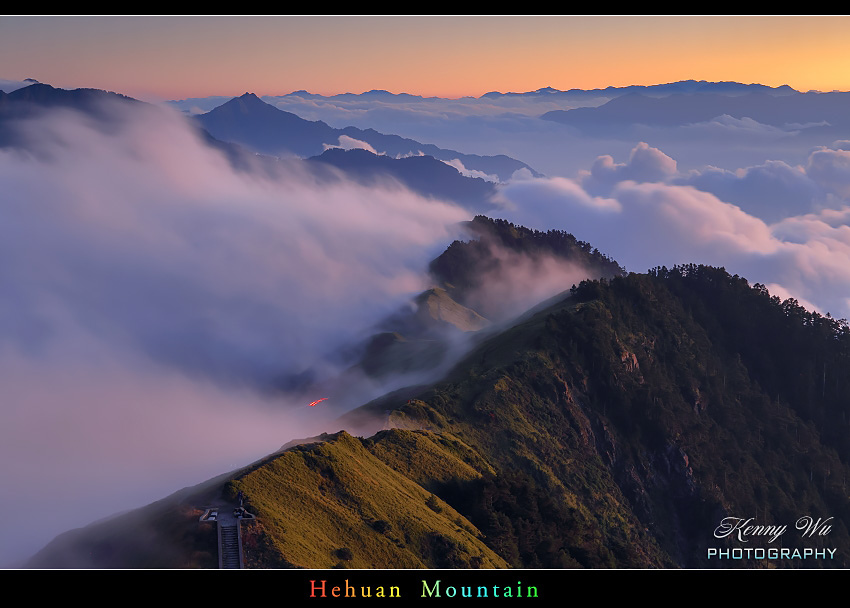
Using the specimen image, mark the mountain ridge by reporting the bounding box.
[306,147,499,212]
[196,92,539,181]
[541,88,850,134]
[483,79,800,99]
[26,226,850,569]
[266,80,802,101]
[8,78,850,571]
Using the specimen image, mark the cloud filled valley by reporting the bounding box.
[5,79,850,567]
[0,100,474,564]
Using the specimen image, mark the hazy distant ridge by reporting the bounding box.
[196,92,538,181]
[542,88,850,133]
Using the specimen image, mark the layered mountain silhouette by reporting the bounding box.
[542,89,850,136]
[170,80,799,117]
[0,83,514,212]
[275,80,798,104]
[482,79,799,100]
[196,92,539,181]
[306,147,499,212]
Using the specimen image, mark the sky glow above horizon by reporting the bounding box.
[2,15,850,101]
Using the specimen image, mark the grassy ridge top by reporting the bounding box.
[333,265,850,568]
[29,263,850,569]
[227,430,507,569]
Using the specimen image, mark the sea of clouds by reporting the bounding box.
[5,84,850,566]
[0,99,472,565]
[493,141,850,319]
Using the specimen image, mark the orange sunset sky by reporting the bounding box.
[1,15,849,101]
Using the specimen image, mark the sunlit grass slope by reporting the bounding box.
[227,430,508,568]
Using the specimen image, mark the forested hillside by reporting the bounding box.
[28,234,850,569]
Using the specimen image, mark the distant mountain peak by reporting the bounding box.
[209,92,279,117]
[233,92,267,106]
[198,94,538,181]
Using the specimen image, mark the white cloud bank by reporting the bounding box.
[8,99,850,566]
[322,134,380,154]
[0,101,470,565]
[496,142,850,322]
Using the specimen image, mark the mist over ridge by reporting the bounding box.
[4,77,850,567]
[0,86,478,565]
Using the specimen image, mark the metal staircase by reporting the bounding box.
[219,524,241,569]
[200,506,254,569]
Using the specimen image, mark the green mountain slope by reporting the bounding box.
[227,430,506,569]
[28,256,850,569]
[374,267,850,568]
